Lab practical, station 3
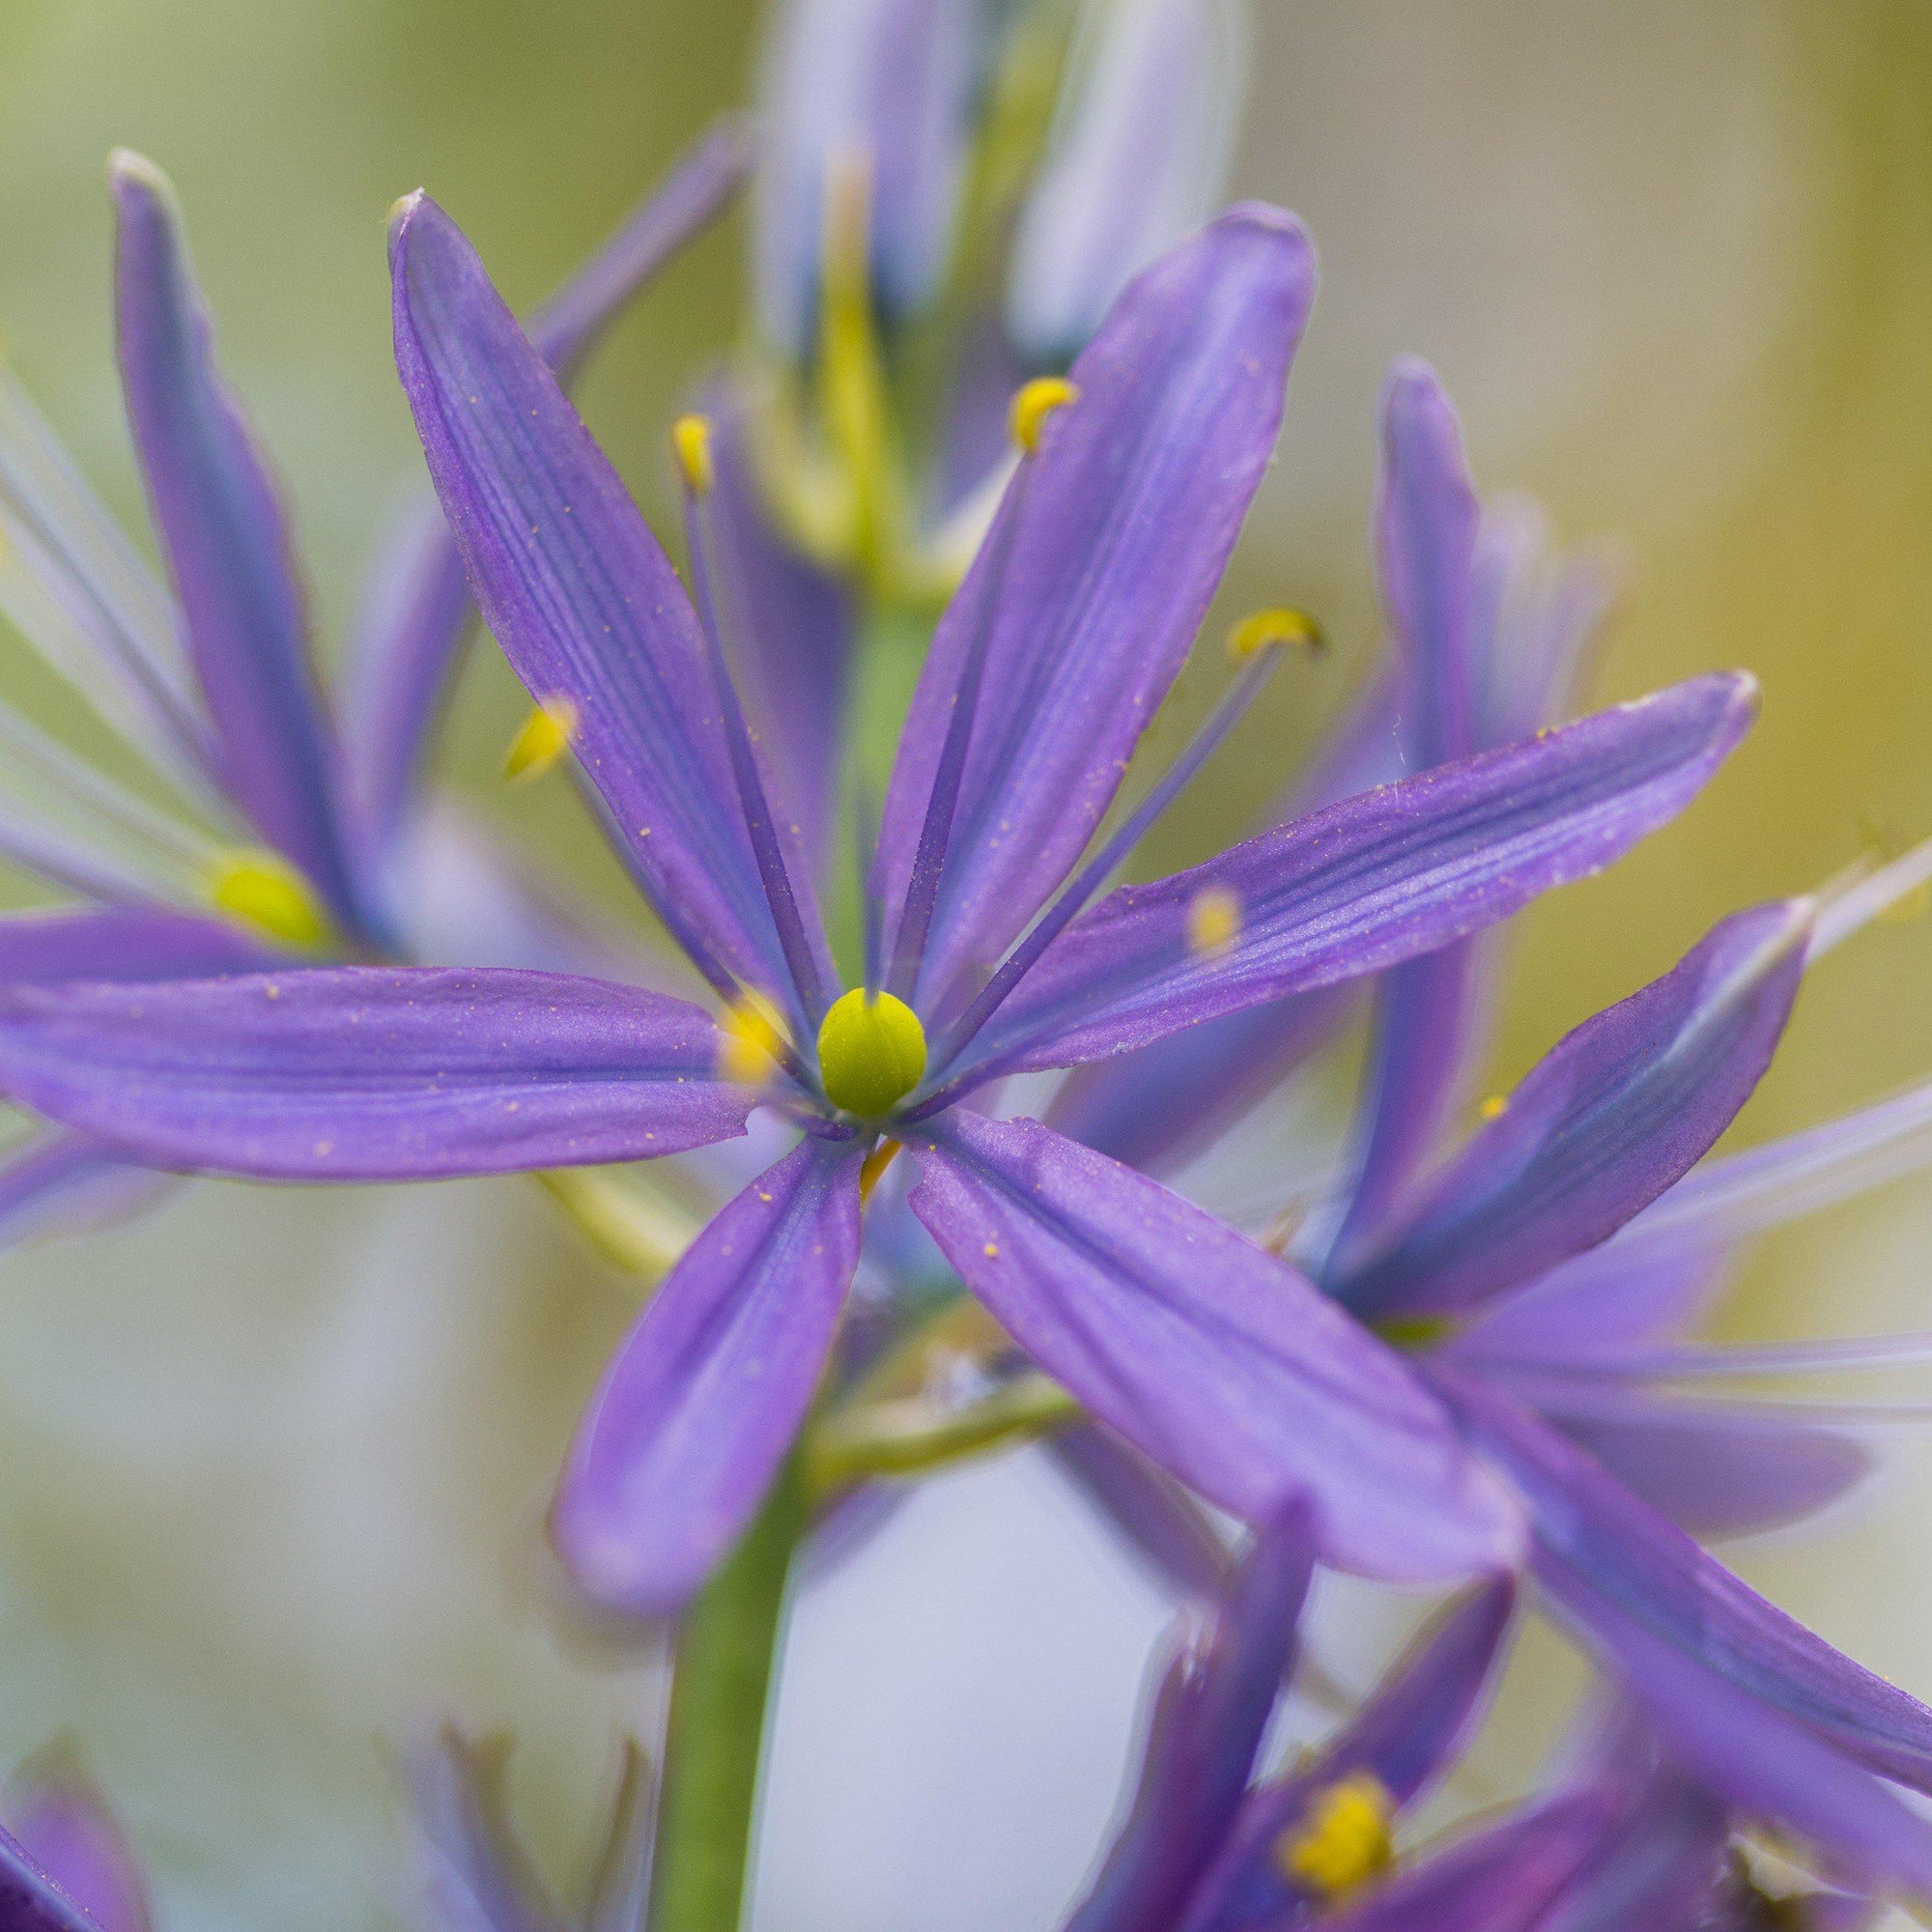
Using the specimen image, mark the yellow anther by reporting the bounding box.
[1185,884,1242,959]
[1277,1774,1394,1899]
[1009,377,1080,453]
[1228,607,1325,661]
[718,995,790,1088]
[207,849,332,952]
[1478,1094,1509,1122]
[859,1139,902,1205]
[671,413,714,497]
[817,988,927,1118]
[502,696,580,781]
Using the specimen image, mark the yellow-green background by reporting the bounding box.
[0,2,1930,1927]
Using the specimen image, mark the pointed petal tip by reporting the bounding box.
[105,147,170,199]
[387,187,429,240]
[1213,199,1318,270]
[1382,352,1449,407]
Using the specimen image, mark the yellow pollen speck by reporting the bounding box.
[1277,1774,1394,1899]
[671,413,714,497]
[816,988,927,1118]
[1009,377,1080,453]
[718,994,789,1087]
[502,696,579,781]
[1478,1094,1509,1122]
[1228,606,1324,661]
[207,849,332,952]
[859,1139,901,1205]
[1185,885,1242,959]
[982,1241,999,1259]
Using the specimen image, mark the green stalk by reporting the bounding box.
[648,1452,806,1932]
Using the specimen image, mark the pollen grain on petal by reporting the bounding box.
[502,696,580,781]
[1009,377,1080,454]
[1185,883,1243,959]
[1478,1093,1509,1122]
[1276,1773,1394,1899]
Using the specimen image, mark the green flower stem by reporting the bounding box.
[648,1451,807,1932]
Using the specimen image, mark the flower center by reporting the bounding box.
[817,989,927,1118]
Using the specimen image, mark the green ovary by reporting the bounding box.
[817,988,927,1118]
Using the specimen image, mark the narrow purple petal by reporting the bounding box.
[5,1755,150,1932]
[1006,0,1246,361]
[553,1138,864,1615]
[0,907,274,983]
[0,1827,106,1932]
[388,192,824,1007]
[0,968,751,1180]
[1338,900,1810,1318]
[1539,1392,1869,1540]
[1044,983,1350,1176]
[959,674,1758,1082]
[708,401,854,884]
[1567,1586,1932,1899]
[0,1130,176,1254]
[1184,1579,1516,1932]
[1440,1370,1932,1799]
[1048,1422,1234,1600]
[1317,1793,1626,1932]
[348,122,751,851]
[876,206,1317,1010]
[109,154,364,933]
[1376,358,1479,768]
[1444,1241,1728,1369]
[753,0,981,353]
[1313,939,1489,1277]
[1529,1756,1727,1932]
[1067,1506,1314,1932]
[906,1112,1524,1581]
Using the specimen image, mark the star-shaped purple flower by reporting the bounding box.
[0,191,1762,1614]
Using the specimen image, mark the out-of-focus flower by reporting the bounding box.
[0,129,746,1248]
[1008,0,1250,365]
[405,1725,652,1932]
[0,196,1759,1619]
[1165,359,1932,1900]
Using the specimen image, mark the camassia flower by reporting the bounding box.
[0,133,745,1249]
[0,191,1762,1615]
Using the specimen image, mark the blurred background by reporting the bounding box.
[1,1,1931,1927]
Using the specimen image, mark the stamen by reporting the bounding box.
[1227,606,1323,661]
[501,697,578,781]
[1276,1774,1394,1898]
[207,848,334,951]
[859,1138,902,1205]
[677,423,832,1024]
[1009,377,1079,454]
[717,992,791,1088]
[817,988,927,1119]
[913,630,1295,1100]
[1810,833,1932,959]
[670,413,714,497]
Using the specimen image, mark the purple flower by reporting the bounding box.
[404,1724,652,1932]
[1208,363,1932,1898]
[0,192,1758,1614]
[1059,1504,1520,1932]
[0,131,746,1247]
